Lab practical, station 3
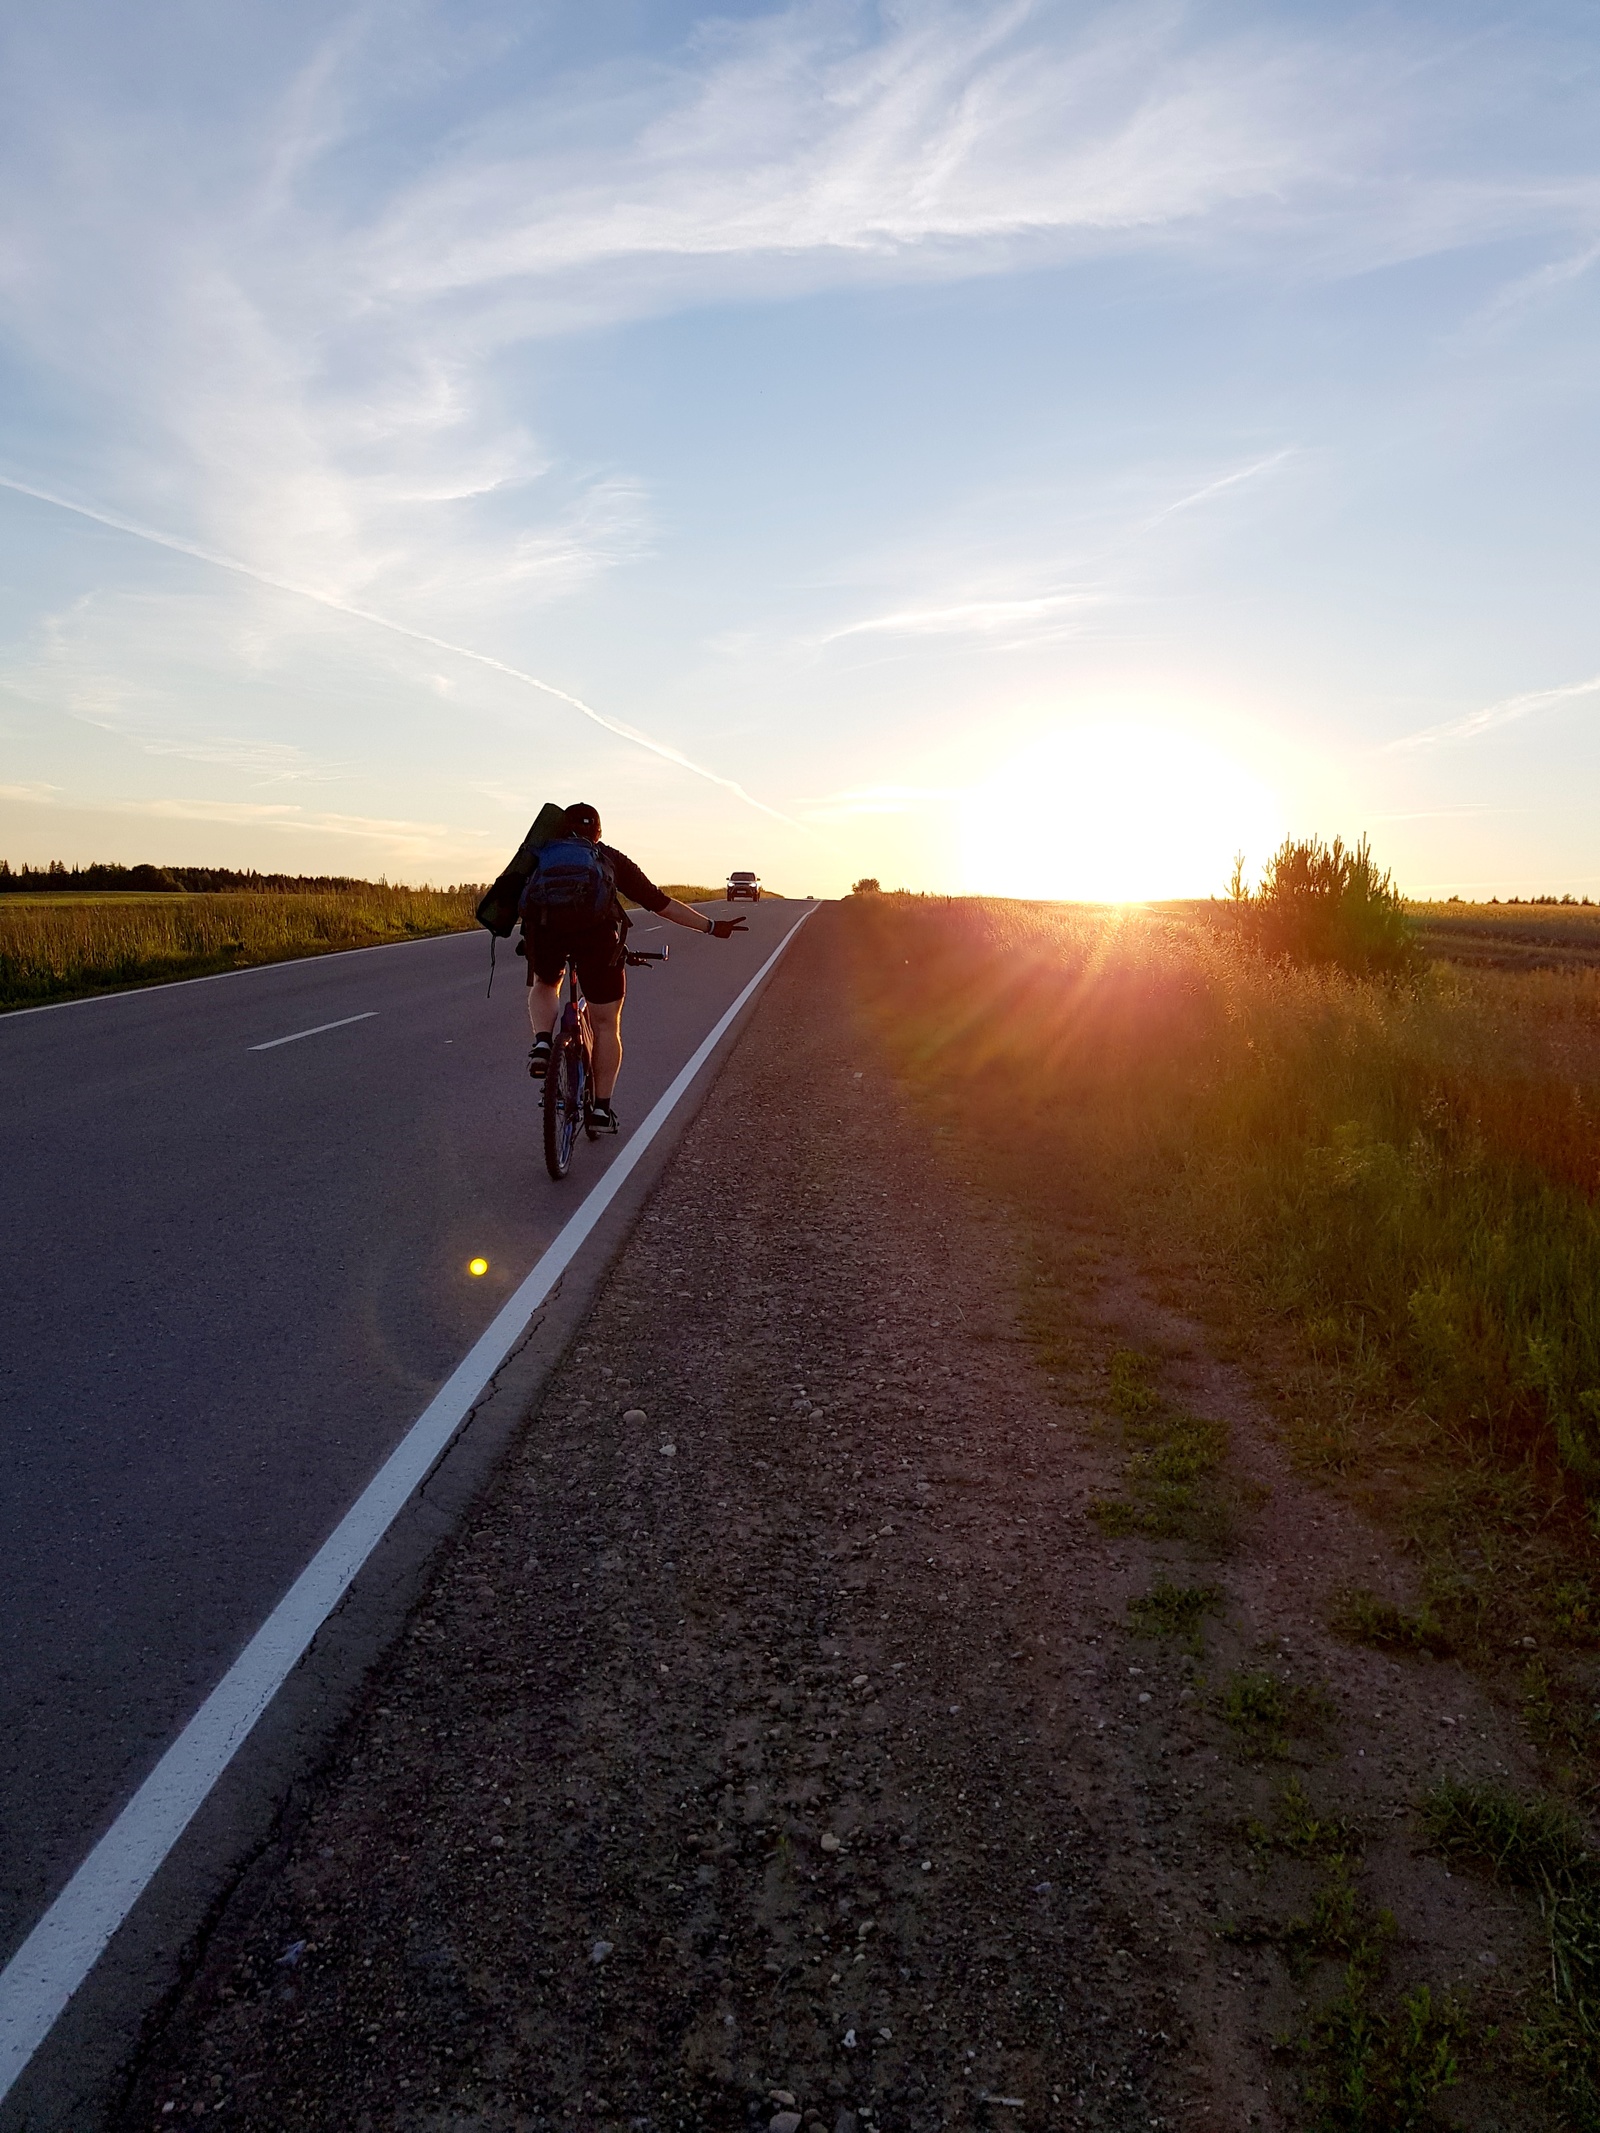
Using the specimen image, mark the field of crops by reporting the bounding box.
[1408,899,1600,970]
[0,885,479,1010]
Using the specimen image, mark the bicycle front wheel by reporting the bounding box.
[543,1031,586,1179]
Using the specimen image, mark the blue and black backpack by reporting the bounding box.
[518,837,616,927]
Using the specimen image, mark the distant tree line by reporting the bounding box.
[1482,893,1595,907]
[0,859,474,894]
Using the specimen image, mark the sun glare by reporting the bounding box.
[963,723,1285,903]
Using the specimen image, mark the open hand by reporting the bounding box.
[709,916,749,939]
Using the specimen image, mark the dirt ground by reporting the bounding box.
[120,907,1555,2131]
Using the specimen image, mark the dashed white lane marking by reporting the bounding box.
[247,1011,378,1052]
[0,904,814,2102]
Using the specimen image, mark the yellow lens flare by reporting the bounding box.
[468,1257,489,1277]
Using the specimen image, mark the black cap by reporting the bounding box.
[564,801,601,840]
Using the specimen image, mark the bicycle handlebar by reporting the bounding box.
[624,947,668,966]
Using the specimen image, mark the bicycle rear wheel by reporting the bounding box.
[543,1030,586,1179]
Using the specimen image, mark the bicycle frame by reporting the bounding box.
[557,955,594,1070]
[540,945,666,1181]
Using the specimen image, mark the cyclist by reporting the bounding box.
[522,801,747,1132]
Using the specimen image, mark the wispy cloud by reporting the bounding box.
[125,797,485,859]
[363,5,1600,320]
[817,446,1294,649]
[374,6,1317,304]
[132,735,345,785]
[1387,674,1600,752]
[3,781,491,864]
[1474,239,1600,330]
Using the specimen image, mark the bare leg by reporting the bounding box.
[527,980,560,1037]
[590,998,623,1099]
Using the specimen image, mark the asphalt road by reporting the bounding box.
[0,900,798,1987]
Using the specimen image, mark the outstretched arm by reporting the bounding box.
[660,896,746,938]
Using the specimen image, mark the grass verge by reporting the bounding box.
[844,893,1574,2122]
[0,885,479,1008]
[846,892,1600,1664]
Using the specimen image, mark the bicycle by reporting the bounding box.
[542,945,666,1180]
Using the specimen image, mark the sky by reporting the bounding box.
[1,1,1597,901]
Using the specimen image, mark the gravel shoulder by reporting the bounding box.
[118,905,1550,2131]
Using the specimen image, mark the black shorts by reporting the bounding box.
[524,920,627,1005]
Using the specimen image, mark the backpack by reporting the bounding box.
[518,837,616,927]
[476,801,567,938]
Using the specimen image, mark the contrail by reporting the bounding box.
[1136,448,1299,534]
[0,472,801,828]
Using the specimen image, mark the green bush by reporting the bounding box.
[1236,835,1420,980]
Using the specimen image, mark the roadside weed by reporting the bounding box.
[1423,1778,1600,2123]
[1421,1778,1588,1885]
[1276,1857,1462,2129]
[1330,1588,1449,1656]
[1305,1974,1466,2132]
[1218,1668,1334,1761]
[1273,1776,1362,1865]
[1089,1399,1231,1546]
[1127,1577,1222,1650]
[1222,1668,1292,1749]
[1109,1347,1161,1418]
[1520,1658,1600,1767]
[1284,1871,1378,1970]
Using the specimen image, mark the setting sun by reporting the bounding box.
[962,723,1285,903]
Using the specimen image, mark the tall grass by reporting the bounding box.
[849,894,1600,1496]
[0,886,479,1009]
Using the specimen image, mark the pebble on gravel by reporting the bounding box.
[590,1940,614,1965]
[622,1407,647,1424]
[770,2114,803,2133]
[819,1833,841,1853]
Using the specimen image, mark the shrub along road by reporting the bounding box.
[118,907,1556,2130]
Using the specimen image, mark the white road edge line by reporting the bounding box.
[248,1011,378,1052]
[0,904,815,2100]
